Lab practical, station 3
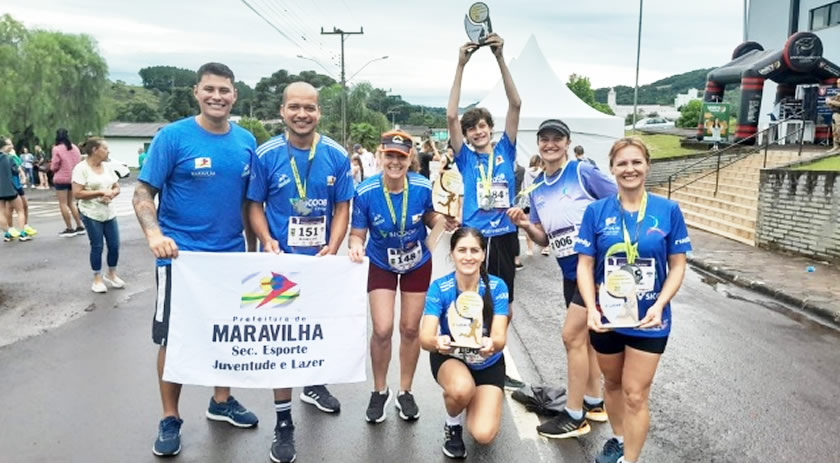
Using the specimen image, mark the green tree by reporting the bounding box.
[233,80,255,116]
[349,122,379,151]
[625,110,646,126]
[162,87,198,121]
[676,100,703,128]
[138,65,196,92]
[253,69,336,120]
[238,117,271,145]
[567,74,614,116]
[114,101,162,122]
[0,14,108,147]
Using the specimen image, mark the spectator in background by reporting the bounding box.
[6,146,36,238]
[1,138,30,242]
[35,145,50,189]
[138,146,148,170]
[418,139,440,179]
[513,160,525,270]
[51,128,86,237]
[521,155,541,256]
[20,147,35,188]
[351,154,365,186]
[354,143,379,176]
[72,137,124,293]
[574,145,597,168]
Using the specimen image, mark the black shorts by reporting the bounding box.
[564,278,588,308]
[152,265,173,346]
[487,231,518,303]
[430,352,505,389]
[14,186,24,197]
[589,330,668,355]
[0,195,18,201]
[54,183,71,191]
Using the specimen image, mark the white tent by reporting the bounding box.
[477,35,623,169]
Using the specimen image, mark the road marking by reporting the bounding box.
[503,346,555,461]
[26,187,136,220]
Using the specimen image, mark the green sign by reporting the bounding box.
[701,103,730,142]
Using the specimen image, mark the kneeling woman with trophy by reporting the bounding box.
[575,138,692,463]
[419,227,510,459]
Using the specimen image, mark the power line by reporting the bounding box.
[321,26,364,147]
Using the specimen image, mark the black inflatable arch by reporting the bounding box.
[700,32,840,144]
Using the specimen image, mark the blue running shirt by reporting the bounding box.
[139,117,256,264]
[574,193,692,338]
[424,272,510,370]
[247,133,354,255]
[528,160,616,280]
[352,172,435,273]
[455,133,516,237]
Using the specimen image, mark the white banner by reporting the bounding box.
[163,251,369,389]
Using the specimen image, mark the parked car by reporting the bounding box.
[625,117,675,131]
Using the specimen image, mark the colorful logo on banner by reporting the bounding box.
[241,272,300,308]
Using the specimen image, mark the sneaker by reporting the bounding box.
[541,247,551,256]
[395,390,420,421]
[59,228,75,238]
[103,274,126,289]
[74,226,86,236]
[442,423,467,459]
[515,261,524,271]
[7,227,20,239]
[152,416,183,457]
[365,388,391,423]
[270,420,296,463]
[504,375,526,391]
[584,399,608,422]
[3,231,12,242]
[300,385,340,413]
[92,280,108,293]
[536,409,591,438]
[23,225,37,236]
[595,438,624,463]
[18,231,30,242]
[206,396,259,428]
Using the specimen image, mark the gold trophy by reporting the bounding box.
[447,291,484,349]
[433,170,463,217]
[464,2,493,45]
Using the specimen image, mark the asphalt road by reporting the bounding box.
[1,187,838,462]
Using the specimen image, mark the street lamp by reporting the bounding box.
[347,56,389,84]
[295,55,337,79]
[631,0,644,132]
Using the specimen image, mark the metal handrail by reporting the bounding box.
[666,117,808,199]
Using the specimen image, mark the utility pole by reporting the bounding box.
[321,27,364,148]
[631,0,643,132]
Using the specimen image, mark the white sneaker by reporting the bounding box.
[92,280,108,293]
[103,274,125,289]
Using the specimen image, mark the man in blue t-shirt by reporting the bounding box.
[133,62,259,458]
[247,81,354,463]
[447,32,524,390]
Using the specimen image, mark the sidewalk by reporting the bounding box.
[686,228,840,328]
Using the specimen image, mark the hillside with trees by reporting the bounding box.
[594,68,714,106]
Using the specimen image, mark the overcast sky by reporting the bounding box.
[4,0,745,106]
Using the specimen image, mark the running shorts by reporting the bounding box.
[367,259,433,293]
[430,352,505,389]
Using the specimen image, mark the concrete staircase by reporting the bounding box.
[650,150,819,246]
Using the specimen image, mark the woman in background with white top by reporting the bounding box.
[72,137,124,293]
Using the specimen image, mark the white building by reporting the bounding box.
[674,88,701,109]
[746,0,840,130]
[607,88,681,120]
[103,122,167,167]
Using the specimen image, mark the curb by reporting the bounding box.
[687,255,840,329]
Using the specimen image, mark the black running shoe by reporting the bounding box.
[536,409,591,439]
[442,423,466,459]
[395,391,420,421]
[583,399,608,422]
[504,375,526,391]
[270,420,296,463]
[300,385,341,413]
[365,388,391,423]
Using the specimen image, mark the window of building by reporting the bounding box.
[810,1,840,31]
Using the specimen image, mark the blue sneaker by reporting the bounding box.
[206,395,259,428]
[594,437,624,463]
[152,416,183,457]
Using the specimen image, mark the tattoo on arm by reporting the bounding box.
[133,182,161,235]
